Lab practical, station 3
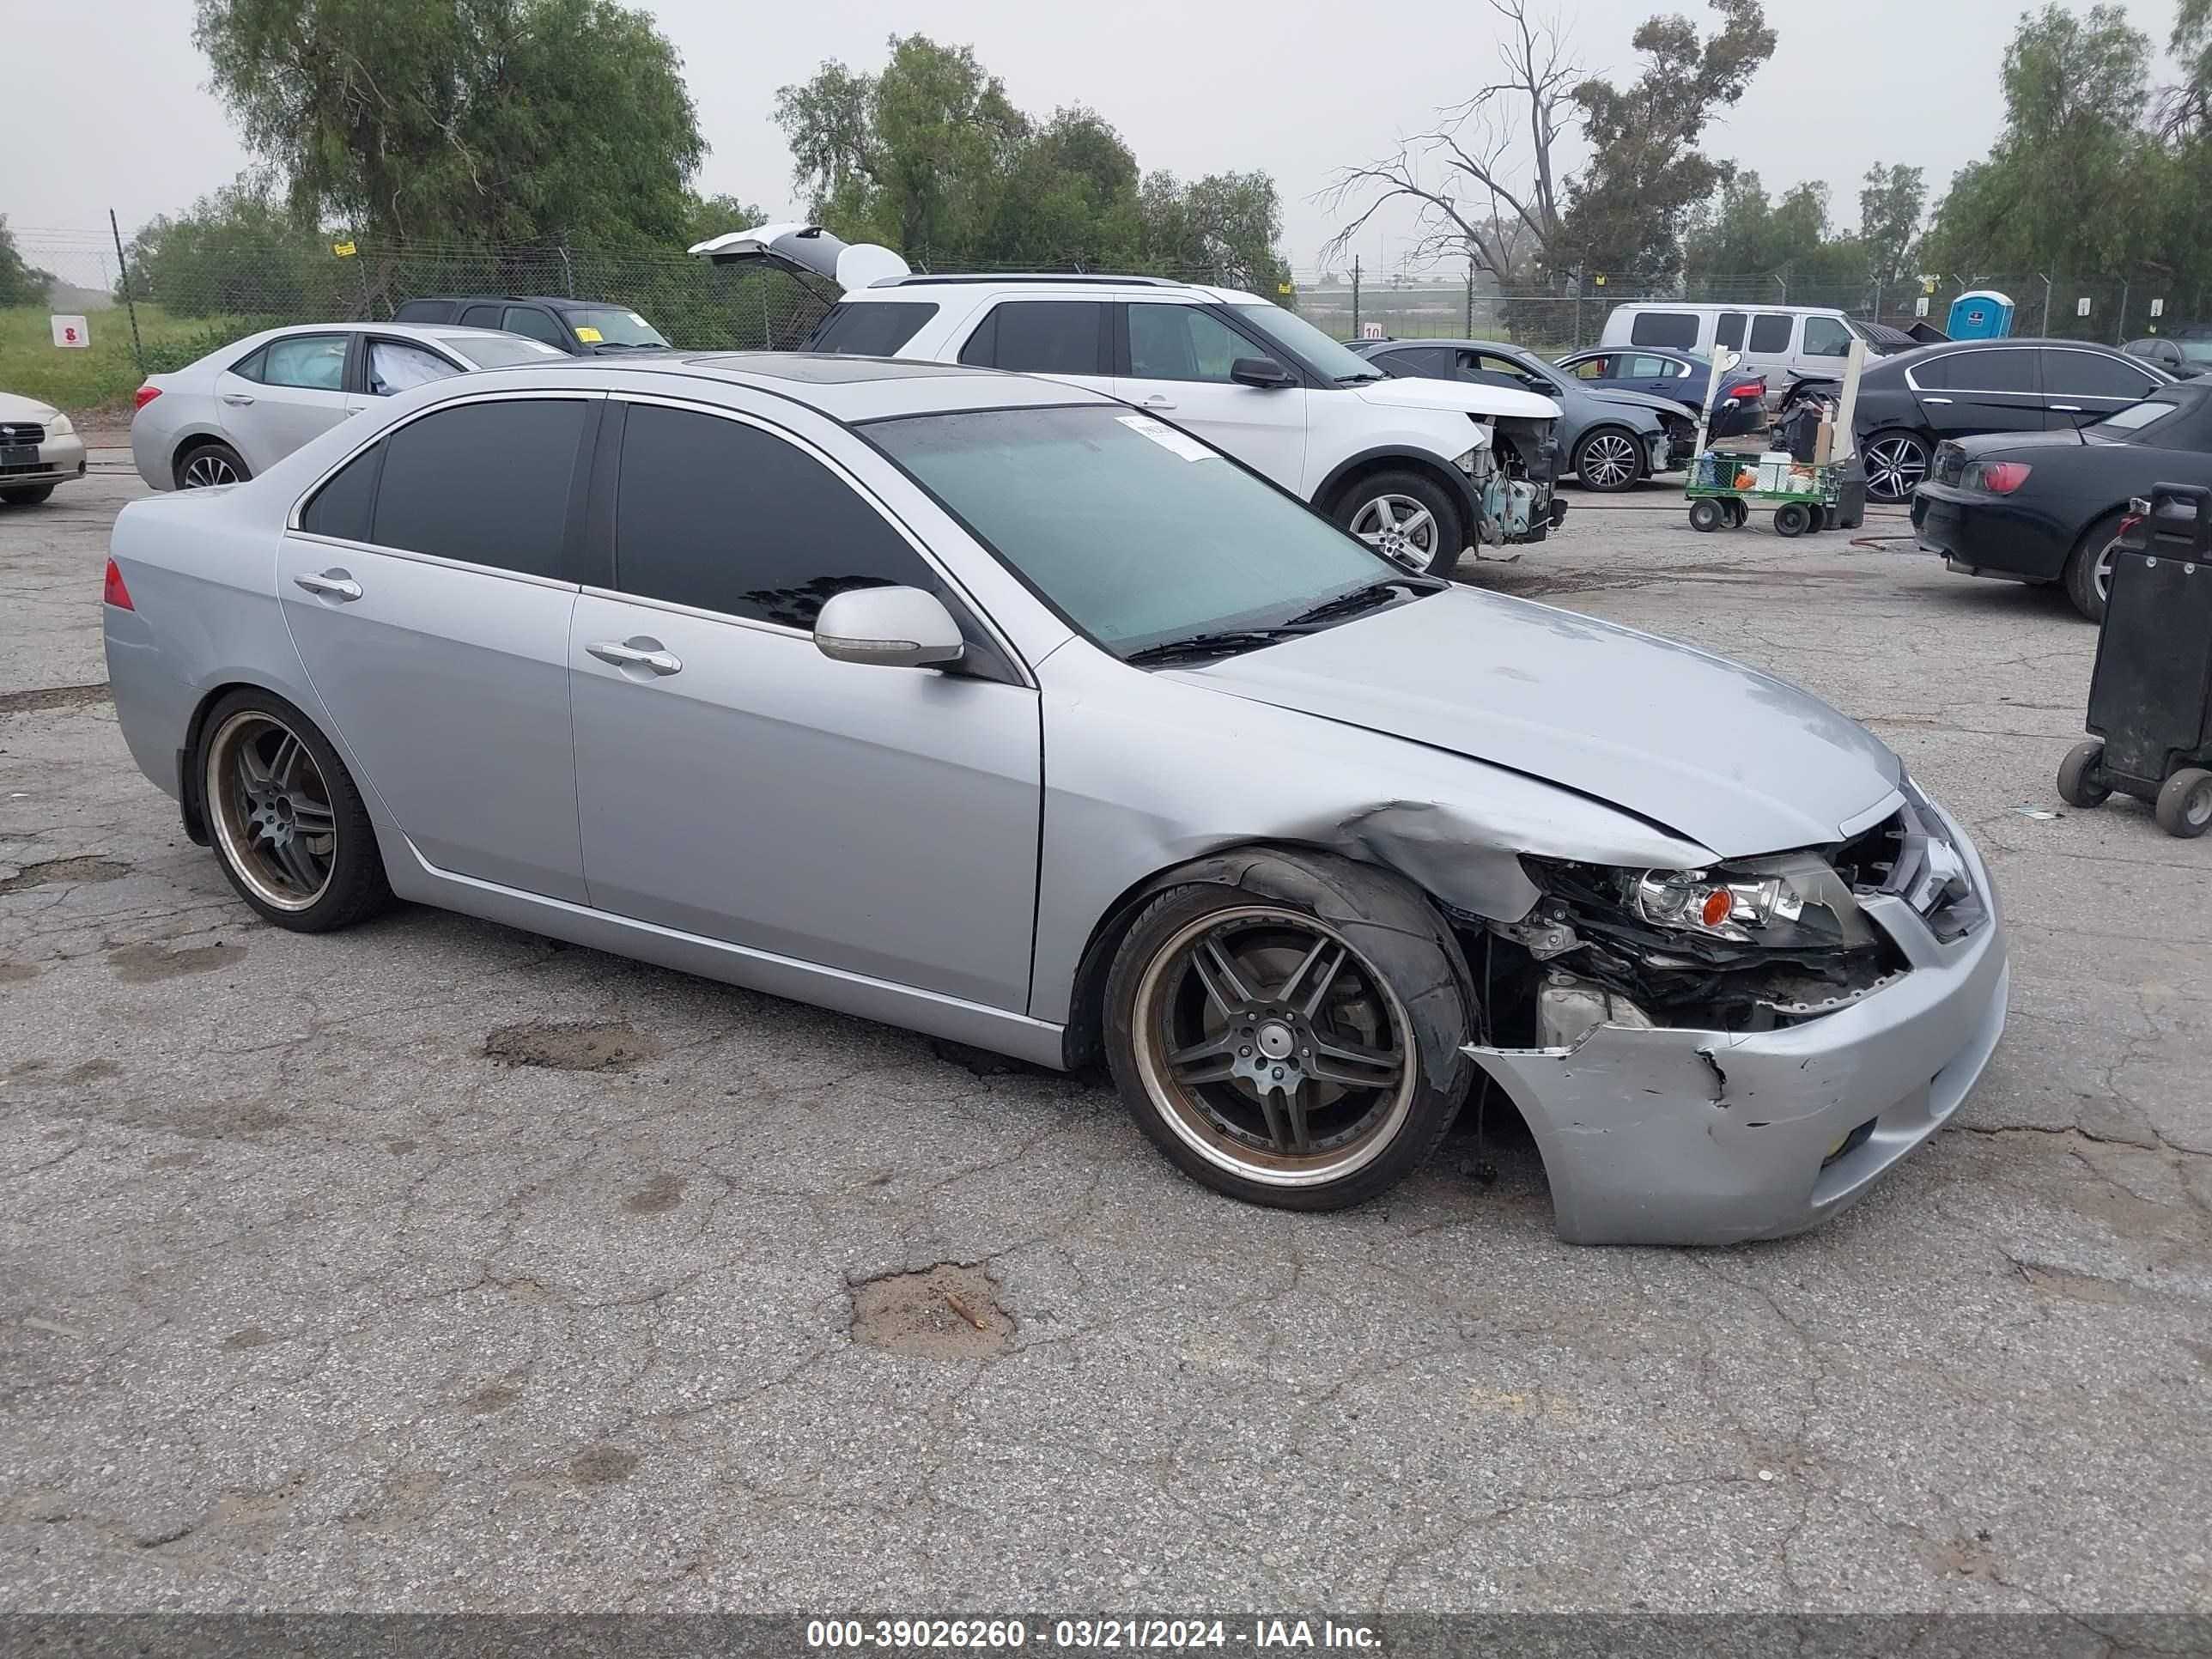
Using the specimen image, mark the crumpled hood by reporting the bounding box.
[1169,587,1902,858]
[1353,374,1559,422]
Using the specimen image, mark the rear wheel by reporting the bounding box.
[0,483,56,507]
[1336,471,1465,577]
[2155,768,2212,838]
[177,440,249,489]
[198,690,392,931]
[1775,501,1812,538]
[2057,740,2110,809]
[1688,498,1725,532]
[2063,512,2124,623]
[1863,431,1930,502]
[1573,428,1643,492]
[1103,852,1472,1212]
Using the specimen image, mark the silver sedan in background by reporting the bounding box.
[101,352,2006,1245]
[128,320,566,490]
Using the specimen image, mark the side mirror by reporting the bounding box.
[813,586,965,669]
[1230,356,1296,389]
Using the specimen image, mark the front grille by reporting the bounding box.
[0,422,47,447]
[1838,786,1985,943]
[1931,441,1966,486]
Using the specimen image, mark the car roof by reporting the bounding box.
[445,350,1121,422]
[840,276,1263,306]
[398,295,605,311]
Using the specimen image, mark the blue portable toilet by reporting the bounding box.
[1948,289,2014,340]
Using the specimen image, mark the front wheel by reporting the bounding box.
[1573,428,1643,492]
[1863,431,1930,503]
[1336,471,1465,577]
[1103,851,1473,1212]
[198,689,392,931]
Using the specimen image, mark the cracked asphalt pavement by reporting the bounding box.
[3,460,2209,1613]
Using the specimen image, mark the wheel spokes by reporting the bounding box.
[1168,1026,1239,1085]
[1274,937,1346,1017]
[1307,1030,1403,1090]
[269,832,324,895]
[1398,506,1435,547]
[1191,934,1258,1013]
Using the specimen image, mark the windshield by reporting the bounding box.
[567,307,669,348]
[452,335,566,368]
[1229,302,1383,382]
[867,404,1417,658]
[2092,396,2184,434]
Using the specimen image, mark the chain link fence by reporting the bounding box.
[9,222,2211,414]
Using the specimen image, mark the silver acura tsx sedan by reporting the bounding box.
[102,352,2007,1244]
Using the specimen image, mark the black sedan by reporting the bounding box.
[1911,380,2212,621]
[1780,338,2172,503]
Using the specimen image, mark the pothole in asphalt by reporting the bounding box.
[482,1019,659,1073]
[0,855,131,896]
[849,1262,1013,1359]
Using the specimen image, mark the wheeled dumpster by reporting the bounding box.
[2057,483,2212,836]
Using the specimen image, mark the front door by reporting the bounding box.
[2039,347,2165,430]
[1115,301,1310,489]
[276,393,596,902]
[1912,348,2045,440]
[221,331,356,474]
[568,399,1042,1011]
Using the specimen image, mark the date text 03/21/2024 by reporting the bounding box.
[804,1619,1384,1650]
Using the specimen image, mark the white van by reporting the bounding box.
[1599,303,1863,391]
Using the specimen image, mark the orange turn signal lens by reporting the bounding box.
[1699,888,1733,929]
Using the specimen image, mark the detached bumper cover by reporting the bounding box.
[1467,806,2008,1246]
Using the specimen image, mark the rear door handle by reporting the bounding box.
[293,570,362,601]
[587,639,683,676]
[222,392,256,407]
[2050,404,2082,412]
[1921,397,1954,404]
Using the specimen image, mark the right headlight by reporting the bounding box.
[1531,853,1879,954]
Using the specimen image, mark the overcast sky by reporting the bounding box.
[4,0,2187,272]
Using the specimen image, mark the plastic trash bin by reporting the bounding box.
[2057,482,2212,836]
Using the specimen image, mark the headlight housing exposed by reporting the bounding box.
[1530,853,1879,956]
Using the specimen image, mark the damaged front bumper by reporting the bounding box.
[1464,809,2008,1247]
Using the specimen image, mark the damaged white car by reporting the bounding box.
[106,355,2004,1247]
[691,223,1568,568]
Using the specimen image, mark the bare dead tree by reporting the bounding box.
[1317,0,1578,278]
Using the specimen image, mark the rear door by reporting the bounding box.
[276,392,597,902]
[955,298,1111,393]
[1114,300,1308,487]
[1911,348,2044,439]
[1626,354,1684,398]
[219,331,356,473]
[2039,347,2165,429]
[1741,313,1797,386]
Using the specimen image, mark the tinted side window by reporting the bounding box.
[371,399,587,578]
[1949,349,2037,393]
[503,307,569,348]
[1384,347,1456,378]
[1714,312,1747,350]
[807,301,941,356]
[1747,314,1794,353]
[300,444,381,542]
[2043,349,2158,399]
[1801,317,1852,357]
[460,303,503,328]
[1631,311,1699,349]
[971,301,1106,375]
[614,403,936,629]
[391,300,452,324]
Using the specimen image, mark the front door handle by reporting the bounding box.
[2050,404,2082,412]
[293,570,362,601]
[1140,394,1177,410]
[1921,396,1954,404]
[587,639,683,676]
[222,392,256,407]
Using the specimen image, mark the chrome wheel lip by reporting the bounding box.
[1579,432,1639,489]
[182,452,240,489]
[205,710,335,912]
[1350,493,1439,573]
[1131,904,1417,1189]
[1865,436,1927,501]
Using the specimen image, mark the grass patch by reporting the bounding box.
[0,304,263,416]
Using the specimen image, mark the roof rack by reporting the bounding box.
[874,272,1188,289]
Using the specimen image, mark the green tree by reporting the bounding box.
[193,0,705,247]
[125,179,346,318]
[0,216,53,308]
[1137,171,1290,290]
[1560,0,1778,277]
[684,193,769,249]
[1857,163,1926,289]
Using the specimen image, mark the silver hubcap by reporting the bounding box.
[1350,494,1438,572]
[1580,432,1638,489]
[183,452,240,488]
[1866,436,1926,501]
[2094,538,2118,604]
[205,712,336,910]
[1132,905,1414,1188]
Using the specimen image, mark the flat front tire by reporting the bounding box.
[1103,849,1474,1212]
[198,689,392,931]
[1335,471,1466,577]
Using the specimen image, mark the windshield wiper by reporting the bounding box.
[1123,629,1310,666]
[1285,581,1422,627]
[1334,369,1386,383]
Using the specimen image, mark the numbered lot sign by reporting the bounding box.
[51,315,89,349]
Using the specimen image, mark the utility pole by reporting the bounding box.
[1352,257,1361,342]
[107,209,144,376]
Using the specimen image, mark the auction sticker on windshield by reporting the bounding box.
[1117,415,1216,462]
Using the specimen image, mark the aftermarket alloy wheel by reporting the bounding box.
[178,441,249,489]
[1863,431,1930,502]
[2056,740,2111,809]
[1337,471,1465,577]
[2155,768,2212,838]
[1574,428,1643,492]
[199,690,391,930]
[1103,850,1474,1212]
